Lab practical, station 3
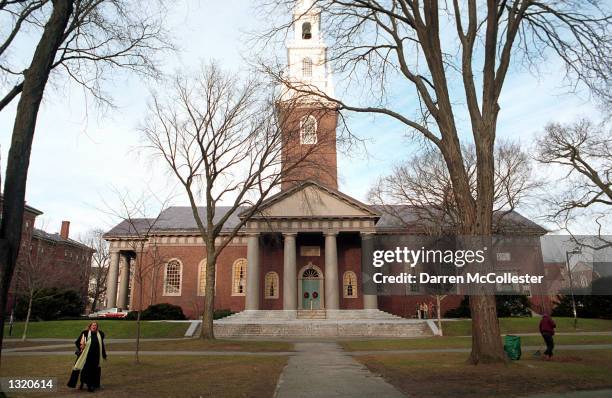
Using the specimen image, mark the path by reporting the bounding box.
[274,342,405,398]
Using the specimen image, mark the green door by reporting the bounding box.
[302,279,321,310]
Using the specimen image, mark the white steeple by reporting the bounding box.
[284,0,334,100]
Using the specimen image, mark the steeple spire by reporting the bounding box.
[285,0,334,100]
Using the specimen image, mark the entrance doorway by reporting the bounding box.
[298,264,324,310]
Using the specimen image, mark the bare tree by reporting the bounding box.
[140,63,330,339]
[369,141,542,234]
[104,189,171,364]
[256,0,611,363]
[0,0,171,362]
[13,221,77,341]
[82,229,110,313]
[370,141,540,335]
[537,118,612,248]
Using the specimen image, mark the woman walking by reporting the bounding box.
[67,322,107,392]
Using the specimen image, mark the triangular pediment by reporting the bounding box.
[244,181,379,219]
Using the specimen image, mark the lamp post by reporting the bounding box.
[565,248,581,329]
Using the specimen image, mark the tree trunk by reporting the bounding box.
[21,292,34,341]
[0,0,74,364]
[135,310,141,364]
[200,246,216,339]
[467,118,506,364]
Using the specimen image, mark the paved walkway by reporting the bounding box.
[5,343,612,356]
[274,342,405,398]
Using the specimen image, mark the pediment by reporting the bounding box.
[247,181,379,219]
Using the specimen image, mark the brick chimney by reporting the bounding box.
[60,221,70,239]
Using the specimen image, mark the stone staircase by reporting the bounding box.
[297,309,327,320]
[213,309,434,338]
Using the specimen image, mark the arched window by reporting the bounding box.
[302,22,312,39]
[343,271,358,298]
[163,259,182,296]
[198,260,207,296]
[302,57,313,77]
[300,115,317,144]
[264,272,279,299]
[232,258,247,296]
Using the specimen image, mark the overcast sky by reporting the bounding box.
[0,1,600,239]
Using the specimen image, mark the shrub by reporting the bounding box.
[444,294,532,318]
[128,303,186,320]
[552,295,612,319]
[213,309,234,319]
[15,288,84,321]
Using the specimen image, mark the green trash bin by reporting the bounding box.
[504,335,521,360]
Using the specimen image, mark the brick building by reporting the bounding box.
[103,0,548,324]
[3,195,94,312]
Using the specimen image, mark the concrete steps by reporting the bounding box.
[297,310,327,320]
[213,310,433,338]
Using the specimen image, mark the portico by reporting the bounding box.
[240,180,380,313]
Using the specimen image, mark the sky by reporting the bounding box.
[0,1,602,239]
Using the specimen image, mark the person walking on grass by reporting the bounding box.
[539,313,556,360]
[67,321,107,392]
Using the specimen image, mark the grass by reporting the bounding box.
[0,354,287,397]
[442,317,612,336]
[356,350,612,398]
[18,338,294,353]
[3,320,189,339]
[340,334,612,351]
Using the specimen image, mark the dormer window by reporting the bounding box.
[302,57,313,77]
[302,22,312,39]
[300,115,317,144]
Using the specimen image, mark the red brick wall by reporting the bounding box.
[279,106,338,190]
[130,244,249,319]
[131,233,368,319]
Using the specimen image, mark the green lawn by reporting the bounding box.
[357,350,612,398]
[16,338,294,353]
[341,334,612,351]
[442,317,612,336]
[3,320,189,339]
[1,354,286,397]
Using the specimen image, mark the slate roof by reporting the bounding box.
[104,205,546,238]
[372,205,547,235]
[104,207,244,238]
[33,228,94,251]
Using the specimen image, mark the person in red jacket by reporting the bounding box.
[539,313,557,360]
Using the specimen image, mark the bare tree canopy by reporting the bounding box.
[0,0,172,363]
[82,228,110,313]
[140,62,329,339]
[0,0,172,111]
[369,141,542,234]
[537,118,612,247]
[103,188,172,364]
[255,0,611,364]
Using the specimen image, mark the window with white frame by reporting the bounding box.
[343,271,358,298]
[302,57,313,77]
[198,260,207,296]
[300,115,317,144]
[232,258,247,296]
[264,272,279,299]
[163,259,182,296]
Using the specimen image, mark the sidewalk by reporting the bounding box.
[274,342,405,398]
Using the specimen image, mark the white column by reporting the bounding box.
[361,232,378,310]
[245,234,260,310]
[324,232,339,310]
[283,233,297,311]
[117,253,131,310]
[106,251,120,309]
